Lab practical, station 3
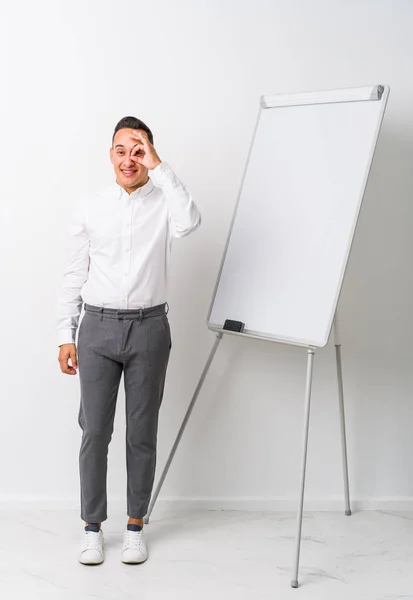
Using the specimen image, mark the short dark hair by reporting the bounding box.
[112,116,153,145]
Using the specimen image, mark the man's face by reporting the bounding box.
[110,128,149,192]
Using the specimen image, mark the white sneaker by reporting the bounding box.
[78,528,104,565]
[121,527,148,564]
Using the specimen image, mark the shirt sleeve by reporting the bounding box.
[56,198,90,346]
[150,162,201,238]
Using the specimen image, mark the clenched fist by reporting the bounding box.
[58,343,78,375]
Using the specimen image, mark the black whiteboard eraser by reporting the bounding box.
[223,319,245,333]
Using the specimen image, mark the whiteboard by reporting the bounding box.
[208,86,389,347]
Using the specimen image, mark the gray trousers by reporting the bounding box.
[77,303,171,523]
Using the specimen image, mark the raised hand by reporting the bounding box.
[130,130,162,171]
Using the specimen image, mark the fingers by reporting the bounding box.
[70,347,78,371]
[131,143,146,165]
[132,129,148,140]
[131,143,145,157]
[130,130,157,167]
[58,345,78,375]
[59,358,75,375]
[130,130,143,142]
[131,130,150,149]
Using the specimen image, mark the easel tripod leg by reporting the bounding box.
[291,347,315,588]
[333,316,351,516]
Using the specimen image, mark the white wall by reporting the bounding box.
[0,0,412,512]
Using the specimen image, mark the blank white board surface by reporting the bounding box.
[208,86,389,347]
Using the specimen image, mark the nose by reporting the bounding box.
[123,153,134,167]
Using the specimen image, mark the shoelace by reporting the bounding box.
[124,530,143,550]
[84,531,102,550]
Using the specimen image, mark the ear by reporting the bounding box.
[110,147,114,164]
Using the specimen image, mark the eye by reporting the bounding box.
[117,151,124,156]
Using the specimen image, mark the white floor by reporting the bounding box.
[0,508,412,600]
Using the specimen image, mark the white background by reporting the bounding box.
[0,0,412,512]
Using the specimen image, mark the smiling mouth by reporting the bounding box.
[121,170,137,177]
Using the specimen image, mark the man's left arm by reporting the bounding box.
[131,130,201,237]
[151,161,201,238]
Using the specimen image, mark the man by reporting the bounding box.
[57,116,201,565]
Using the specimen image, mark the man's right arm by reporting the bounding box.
[57,199,90,375]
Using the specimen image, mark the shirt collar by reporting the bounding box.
[116,177,154,200]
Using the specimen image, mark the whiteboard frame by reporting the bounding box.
[207,85,390,348]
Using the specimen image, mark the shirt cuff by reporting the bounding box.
[150,161,174,184]
[58,329,76,346]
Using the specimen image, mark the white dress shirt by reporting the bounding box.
[57,162,201,346]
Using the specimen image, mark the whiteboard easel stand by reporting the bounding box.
[144,312,351,589]
[145,83,391,587]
